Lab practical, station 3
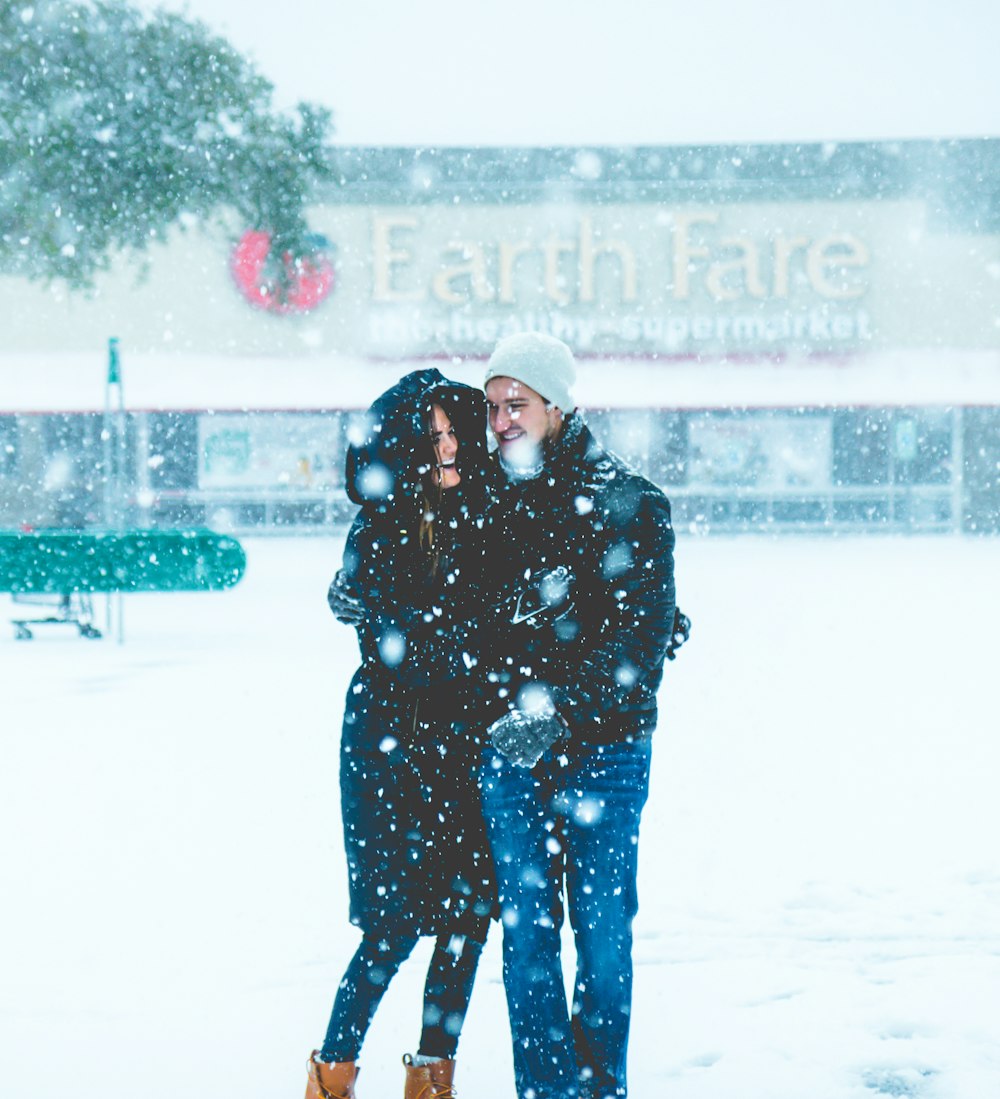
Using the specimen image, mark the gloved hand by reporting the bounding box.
[488,694,569,768]
[666,607,691,661]
[327,568,364,626]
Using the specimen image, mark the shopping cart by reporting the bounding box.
[2,528,246,641]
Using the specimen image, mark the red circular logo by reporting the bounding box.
[230,230,335,314]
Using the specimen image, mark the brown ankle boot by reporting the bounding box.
[306,1051,359,1099]
[402,1053,457,1098]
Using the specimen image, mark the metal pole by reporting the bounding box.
[103,343,113,638]
[104,337,126,643]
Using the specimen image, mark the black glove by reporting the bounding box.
[327,568,364,626]
[666,607,691,661]
[488,706,568,768]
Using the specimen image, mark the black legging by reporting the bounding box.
[319,915,489,1062]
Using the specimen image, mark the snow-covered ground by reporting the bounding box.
[2,534,999,1099]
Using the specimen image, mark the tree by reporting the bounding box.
[0,0,334,287]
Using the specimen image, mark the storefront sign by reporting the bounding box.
[318,202,882,357]
[369,212,870,306]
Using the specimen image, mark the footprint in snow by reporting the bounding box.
[862,1066,937,1096]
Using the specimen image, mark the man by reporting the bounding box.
[475,333,677,1099]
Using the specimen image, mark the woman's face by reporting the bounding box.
[428,403,461,489]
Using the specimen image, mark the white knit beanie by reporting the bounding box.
[484,332,577,413]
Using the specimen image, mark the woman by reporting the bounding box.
[306,369,496,1099]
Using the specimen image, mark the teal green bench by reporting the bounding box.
[1,529,246,639]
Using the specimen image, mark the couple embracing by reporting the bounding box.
[306,333,684,1099]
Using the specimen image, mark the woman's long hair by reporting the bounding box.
[417,403,448,568]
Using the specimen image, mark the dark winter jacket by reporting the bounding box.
[337,369,496,936]
[342,368,492,692]
[482,413,677,745]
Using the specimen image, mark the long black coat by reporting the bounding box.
[337,369,496,937]
[481,414,677,744]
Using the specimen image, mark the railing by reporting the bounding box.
[138,484,962,536]
[670,485,956,534]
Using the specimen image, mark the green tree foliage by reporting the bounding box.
[0,0,334,286]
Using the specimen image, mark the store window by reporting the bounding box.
[197,412,346,492]
[832,411,890,486]
[688,410,833,492]
[648,412,687,486]
[40,413,103,527]
[604,409,654,470]
[581,410,686,486]
[891,409,953,485]
[0,415,17,477]
[148,413,199,490]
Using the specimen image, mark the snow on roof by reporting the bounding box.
[2,349,999,415]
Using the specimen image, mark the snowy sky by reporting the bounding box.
[137,0,1000,146]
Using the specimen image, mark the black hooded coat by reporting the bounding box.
[336,369,496,937]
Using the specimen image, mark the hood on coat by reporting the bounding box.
[345,368,489,518]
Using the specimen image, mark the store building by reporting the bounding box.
[1,139,998,533]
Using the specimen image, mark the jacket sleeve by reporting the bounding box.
[549,486,676,731]
[342,517,479,689]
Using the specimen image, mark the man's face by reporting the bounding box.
[485,377,563,471]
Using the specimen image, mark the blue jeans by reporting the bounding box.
[480,737,653,1099]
